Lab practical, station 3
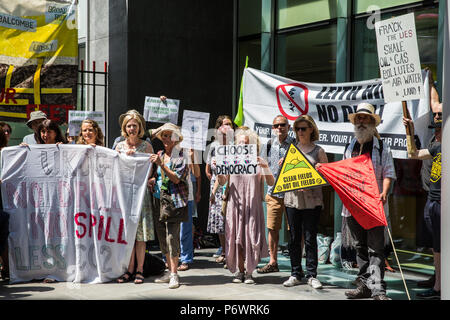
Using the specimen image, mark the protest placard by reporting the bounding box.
[68,110,105,136]
[374,13,424,103]
[215,144,258,175]
[272,143,328,194]
[143,96,179,124]
[180,110,210,151]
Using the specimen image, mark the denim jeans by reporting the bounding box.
[286,206,321,279]
[179,200,194,264]
[346,216,386,296]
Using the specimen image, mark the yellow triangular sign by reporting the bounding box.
[272,143,328,195]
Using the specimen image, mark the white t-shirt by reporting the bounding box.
[23,133,37,144]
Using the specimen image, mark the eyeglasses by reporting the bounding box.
[294,127,309,132]
[433,112,442,118]
[272,123,287,128]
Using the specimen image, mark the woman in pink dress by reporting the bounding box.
[216,127,274,284]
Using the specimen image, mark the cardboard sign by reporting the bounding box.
[143,96,179,124]
[68,110,105,136]
[180,110,210,151]
[215,144,258,175]
[272,143,328,194]
[374,13,425,103]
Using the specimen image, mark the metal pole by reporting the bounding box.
[104,61,108,147]
[440,0,449,301]
[81,59,84,110]
[92,60,96,111]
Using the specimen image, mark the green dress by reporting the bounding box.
[116,140,154,242]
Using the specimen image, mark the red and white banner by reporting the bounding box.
[1,145,151,284]
[317,153,387,230]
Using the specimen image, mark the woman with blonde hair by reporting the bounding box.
[76,119,104,146]
[282,115,328,289]
[215,126,272,284]
[115,110,154,284]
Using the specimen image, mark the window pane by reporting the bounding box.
[276,25,337,82]
[352,7,438,81]
[237,38,261,105]
[239,0,262,36]
[277,0,337,30]
[354,0,422,14]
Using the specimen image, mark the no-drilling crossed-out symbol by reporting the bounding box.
[276,83,309,120]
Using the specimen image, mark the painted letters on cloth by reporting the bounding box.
[316,153,387,230]
[0,0,78,122]
[1,145,151,284]
[242,68,432,159]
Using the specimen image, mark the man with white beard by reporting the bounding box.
[341,103,396,300]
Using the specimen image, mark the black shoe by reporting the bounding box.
[345,285,372,299]
[416,289,440,300]
[373,294,392,300]
[417,275,435,288]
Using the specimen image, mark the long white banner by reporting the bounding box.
[243,68,432,159]
[1,145,151,284]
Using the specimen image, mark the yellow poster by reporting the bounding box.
[0,0,77,123]
[272,143,328,194]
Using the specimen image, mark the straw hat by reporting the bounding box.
[154,123,183,143]
[348,103,381,127]
[26,110,47,128]
[118,109,146,130]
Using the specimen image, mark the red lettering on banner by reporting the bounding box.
[89,215,97,238]
[104,217,115,243]
[75,212,87,238]
[97,215,104,241]
[117,218,127,245]
[0,88,17,104]
[25,104,75,123]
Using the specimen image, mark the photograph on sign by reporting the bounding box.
[180,110,210,151]
[143,96,179,124]
[374,13,425,103]
[215,144,258,175]
[272,143,328,194]
[68,110,105,136]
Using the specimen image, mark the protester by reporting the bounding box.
[115,111,154,284]
[21,119,65,145]
[23,110,47,144]
[340,103,396,300]
[76,119,104,146]
[206,115,234,264]
[0,122,12,146]
[0,130,9,281]
[215,127,272,284]
[177,149,201,271]
[282,115,328,289]
[403,117,442,300]
[65,127,77,144]
[150,123,188,289]
[257,115,295,274]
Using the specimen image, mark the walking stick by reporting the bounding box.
[387,227,411,300]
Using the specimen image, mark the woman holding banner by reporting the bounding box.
[0,130,9,280]
[76,119,104,146]
[206,115,234,265]
[216,127,272,284]
[115,111,154,284]
[20,119,66,145]
[282,115,328,289]
[150,123,188,289]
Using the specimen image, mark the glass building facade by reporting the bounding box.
[236,0,441,274]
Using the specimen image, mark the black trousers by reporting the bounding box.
[347,216,386,296]
[286,206,321,279]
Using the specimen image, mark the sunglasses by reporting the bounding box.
[272,123,287,128]
[433,112,442,118]
[294,127,309,132]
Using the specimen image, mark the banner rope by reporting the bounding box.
[387,227,411,300]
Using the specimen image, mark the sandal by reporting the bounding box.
[134,271,145,284]
[117,271,133,283]
[215,256,225,264]
[256,263,279,274]
[177,263,189,271]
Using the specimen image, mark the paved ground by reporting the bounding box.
[0,248,429,301]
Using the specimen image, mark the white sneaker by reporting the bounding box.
[154,271,170,283]
[244,272,255,284]
[307,277,323,289]
[168,273,180,289]
[232,272,245,283]
[283,276,301,287]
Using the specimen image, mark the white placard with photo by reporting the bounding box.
[68,111,105,136]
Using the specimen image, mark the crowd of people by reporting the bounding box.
[0,81,443,299]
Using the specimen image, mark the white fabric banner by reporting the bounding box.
[1,144,151,284]
[243,68,432,159]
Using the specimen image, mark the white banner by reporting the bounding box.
[1,144,151,284]
[242,68,432,159]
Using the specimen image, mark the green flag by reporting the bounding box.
[234,56,248,127]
